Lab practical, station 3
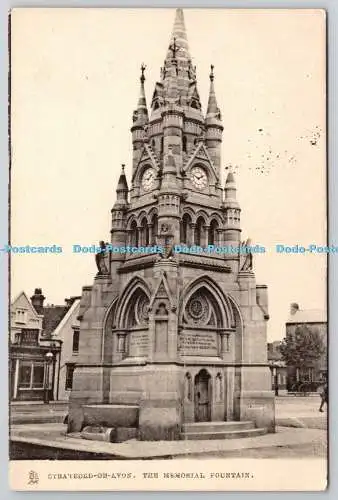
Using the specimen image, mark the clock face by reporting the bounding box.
[141,168,156,191]
[190,166,208,189]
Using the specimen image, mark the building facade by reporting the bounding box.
[285,302,327,391]
[68,9,275,440]
[55,299,81,401]
[10,289,81,401]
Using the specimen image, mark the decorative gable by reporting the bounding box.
[183,142,218,180]
[149,272,177,312]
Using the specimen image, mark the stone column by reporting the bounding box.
[190,223,196,245]
[204,224,210,246]
[13,358,20,400]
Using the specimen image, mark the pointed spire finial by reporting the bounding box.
[121,163,125,173]
[210,64,215,82]
[140,63,146,84]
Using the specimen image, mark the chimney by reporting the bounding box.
[290,303,299,315]
[30,288,45,314]
[65,296,82,308]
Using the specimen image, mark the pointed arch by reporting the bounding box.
[194,209,209,221]
[194,215,206,246]
[115,276,151,329]
[179,275,236,329]
[208,218,219,245]
[129,219,138,246]
[181,206,195,221]
[148,207,158,245]
[139,216,149,246]
[137,210,148,225]
[180,213,192,244]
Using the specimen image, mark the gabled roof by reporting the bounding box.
[11,291,42,318]
[51,299,80,338]
[287,308,327,324]
[42,306,69,337]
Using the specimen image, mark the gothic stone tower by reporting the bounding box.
[68,9,275,440]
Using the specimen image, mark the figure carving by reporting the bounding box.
[160,223,171,233]
[239,238,253,271]
[95,241,109,275]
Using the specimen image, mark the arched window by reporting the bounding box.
[208,219,219,245]
[130,220,138,246]
[160,136,164,154]
[140,217,149,246]
[180,213,191,244]
[154,101,160,110]
[215,373,223,402]
[191,100,199,109]
[125,288,150,329]
[184,373,192,401]
[182,135,187,153]
[151,213,158,245]
[194,216,205,246]
[151,139,156,150]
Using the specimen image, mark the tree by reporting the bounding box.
[279,325,325,382]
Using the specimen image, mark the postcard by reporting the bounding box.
[8,8,327,491]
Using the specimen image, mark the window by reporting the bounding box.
[151,213,158,245]
[72,329,80,353]
[130,220,138,246]
[182,136,187,153]
[181,214,191,244]
[140,217,149,246]
[16,309,27,324]
[20,329,39,346]
[32,364,45,388]
[18,363,32,388]
[208,219,219,245]
[18,362,45,389]
[65,364,75,390]
[194,217,205,246]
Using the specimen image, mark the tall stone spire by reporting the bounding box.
[206,65,222,123]
[132,63,149,126]
[165,8,191,64]
[157,8,200,109]
[131,64,149,176]
[205,65,223,178]
[115,164,129,206]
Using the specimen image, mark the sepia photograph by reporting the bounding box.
[8,7,327,491]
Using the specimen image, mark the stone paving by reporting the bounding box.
[9,396,328,459]
[275,395,327,429]
[10,423,326,459]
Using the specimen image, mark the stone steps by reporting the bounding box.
[10,413,67,425]
[182,421,255,433]
[181,421,268,440]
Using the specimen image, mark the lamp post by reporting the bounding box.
[270,361,280,397]
[43,351,54,404]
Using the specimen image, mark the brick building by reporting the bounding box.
[10,289,81,401]
[285,302,327,390]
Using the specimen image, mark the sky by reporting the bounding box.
[10,8,326,341]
